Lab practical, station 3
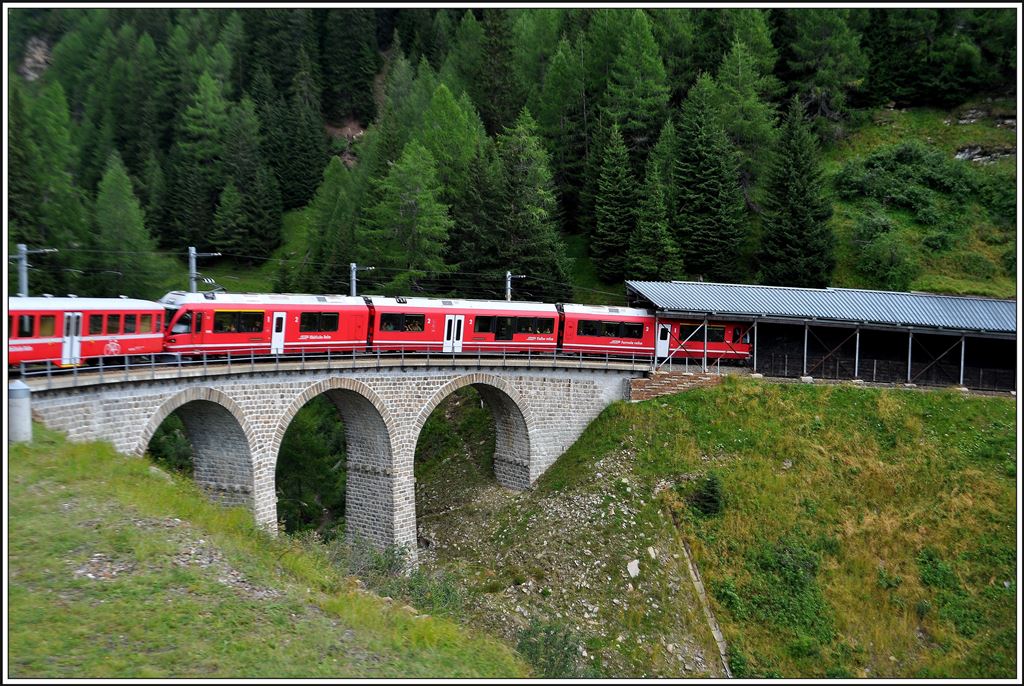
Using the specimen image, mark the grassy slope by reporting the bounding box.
[824,102,1017,298]
[542,378,1016,678]
[7,424,529,679]
[414,378,1016,678]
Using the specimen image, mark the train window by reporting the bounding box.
[602,321,620,337]
[172,312,192,334]
[18,314,34,338]
[623,323,644,339]
[39,315,56,337]
[89,315,104,335]
[213,312,236,333]
[380,313,403,332]
[679,325,702,341]
[578,320,601,337]
[320,312,339,332]
[707,326,725,343]
[537,318,554,334]
[403,314,424,332]
[124,314,137,334]
[495,317,515,341]
[474,316,494,333]
[238,312,264,333]
[107,314,121,334]
[194,312,203,333]
[659,327,670,341]
[516,318,536,334]
[300,312,340,332]
[139,315,153,334]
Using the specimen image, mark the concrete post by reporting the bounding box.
[854,327,861,379]
[9,380,32,444]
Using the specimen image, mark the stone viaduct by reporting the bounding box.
[21,358,644,563]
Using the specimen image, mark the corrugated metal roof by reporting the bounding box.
[625,281,1017,334]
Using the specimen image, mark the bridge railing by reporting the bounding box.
[12,345,658,389]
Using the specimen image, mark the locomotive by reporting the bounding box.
[8,290,752,367]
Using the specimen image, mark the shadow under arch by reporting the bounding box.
[137,387,256,509]
[413,373,535,490]
[272,377,401,551]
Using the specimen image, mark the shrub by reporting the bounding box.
[917,547,959,591]
[787,635,821,659]
[922,231,954,253]
[689,471,725,516]
[876,566,903,590]
[953,251,997,278]
[857,232,922,291]
[852,212,897,245]
[711,576,747,618]
[516,619,586,678]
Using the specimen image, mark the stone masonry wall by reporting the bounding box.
[26,366,637,562]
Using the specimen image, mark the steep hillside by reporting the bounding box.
[411,379,1017,678]
[7,425,529,679]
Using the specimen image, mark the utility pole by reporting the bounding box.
[188,246,221,293]
[350,262,376,297]
[15,243,59,297]
[505,271,525,301]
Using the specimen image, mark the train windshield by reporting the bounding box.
[170,310,191,334]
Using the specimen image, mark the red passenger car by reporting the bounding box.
[653,319,752,361]
[367,297,560,354]
[560,303,656,357]
[8,296,165,367]
[160,291,370,357]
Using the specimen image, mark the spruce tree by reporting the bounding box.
[304,157,357,293]
[169,70,230,248]
[90,152,164,298]
[366,141,454,292]
[281,49,328,209]
[786,9,867,119]
[321,8,379,123]
[673,74,746,282]
[713,38,778,191]
[443,11,486,109]
[757,97,834,288]
[592,124,638,283]
[479,9,523,134]
[603,9,670,169]
[492,110,572,302]
[650,117,680,215]
[446,143,502,278]
[212,180,247,256]
[627,159,684,281]
[536,37,588,233]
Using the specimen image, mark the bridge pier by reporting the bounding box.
[24,364,639,563]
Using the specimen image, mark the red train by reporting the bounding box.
[7,291,752,367]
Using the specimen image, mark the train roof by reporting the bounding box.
[561,303,652,317]
[159,291,367,307]
[366,296,558,313]
[9,296,164,311]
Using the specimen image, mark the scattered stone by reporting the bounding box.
[647,546,657,560]
[782,460,793,470]
[72,553,135,581]
[627,559,640,578]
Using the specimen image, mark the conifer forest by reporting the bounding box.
[7,7,1018,302]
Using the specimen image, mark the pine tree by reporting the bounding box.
[592,124,638,283]
[648,9,697,106]
[90,152,165,298]
[212,180,247,256]
[446,143,502,277]
[627,159,684,281]
[304,157,358,293]
[603,9,670,168]
[757,97,834,288]
[366,141,454,292]
[714,38,778,190]
[281,49,328,209]
[492,110,573,302]
[442,11,486,107]
[649,117,680,214]
[673,74,746,281]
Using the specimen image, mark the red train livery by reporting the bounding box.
[8,297,165,367]
[7,290,753,367]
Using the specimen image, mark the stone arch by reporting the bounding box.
[136,387,257,509]
[272,377,404,553]
[413,373,536,490]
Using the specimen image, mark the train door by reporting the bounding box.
[443,314,465,353]
[271,312,286,355]
[656,322,672,359]
[61,312,83,365]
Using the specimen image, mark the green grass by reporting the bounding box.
[534,378,1016,677]
[8,424,529,679]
